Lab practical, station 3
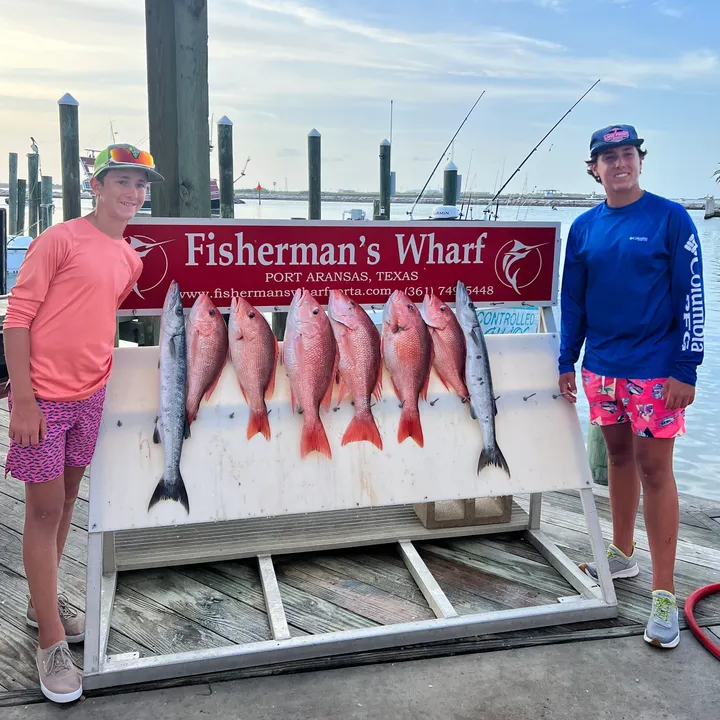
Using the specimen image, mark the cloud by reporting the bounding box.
[653,1,684,17]
[278,148,301,158]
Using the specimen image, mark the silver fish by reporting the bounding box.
[149,280,190,513]
[454,280,510,477]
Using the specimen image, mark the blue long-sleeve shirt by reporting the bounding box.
[558,191,705,386]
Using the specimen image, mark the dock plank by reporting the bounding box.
[274,557,436,624]
[121,567,273,644]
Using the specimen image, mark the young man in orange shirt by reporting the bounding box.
[3,144,163,703]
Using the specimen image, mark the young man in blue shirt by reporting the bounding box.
[558,124,704,649]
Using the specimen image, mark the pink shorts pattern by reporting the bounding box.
[581,369,685,439]
[5,386,106,483]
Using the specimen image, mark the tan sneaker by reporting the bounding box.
[27,593,85,643]
[36,640,83,703]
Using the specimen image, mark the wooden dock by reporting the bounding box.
[1,396,719,705]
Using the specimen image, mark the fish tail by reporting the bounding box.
[247,407,271,441]
[148,472,190,513]
[478,442,511,477]
[342,411,383,450]
[398,406,424,448]
[300,416,332,459]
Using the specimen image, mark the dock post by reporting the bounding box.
[377,139,391,220]
[0,207,6,295]
[308,128,321,220]
[145,0,211,218]
[58,93,82,221]
[217,116,234,218]
[27,153,40,238]
[8,153,18,235]
[40,176,53,233]
[16,180,26,235]
[443,161,459,206]
[587,422,608,486]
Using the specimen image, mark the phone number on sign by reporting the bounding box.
[404,285,495,299]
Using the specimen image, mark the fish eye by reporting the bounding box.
[440,305,447,311]
[350,301,355,307]
[209,308,216,316]
[407,304,414,311]
[175,306,183,316]
[248,311,256,319]
[312,308,319,315]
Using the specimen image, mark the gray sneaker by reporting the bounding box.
[27,593,85,643]
[36,640,83,703]
[579,542,639,581]
[644,590,680,648]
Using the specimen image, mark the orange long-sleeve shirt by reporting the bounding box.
[4,217,143,401]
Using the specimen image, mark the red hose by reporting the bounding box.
[685,583,720,659]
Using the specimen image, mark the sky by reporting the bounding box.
[1,0,719,198]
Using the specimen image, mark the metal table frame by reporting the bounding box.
[83,307,617,690]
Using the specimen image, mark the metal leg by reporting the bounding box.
[525,529,601,600]
[102,531,116,573]
[528,494,542,530]
[580,487,617,606]
[84,532,104,675]
[258,555,290,640]
[398,540,457,619]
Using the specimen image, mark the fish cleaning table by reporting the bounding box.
[83,308,616,690]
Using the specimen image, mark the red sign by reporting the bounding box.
[119,219,560,314]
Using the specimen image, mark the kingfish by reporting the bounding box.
[455,280,510,477]
[149,280,191,513]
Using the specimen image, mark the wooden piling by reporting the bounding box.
[0,207,6,294]
[8,153,18,235]
[16,180,26,235]
[27,154,39,238]
[378,139,391,220]
[40,176,53,233]
[443,160,459,206]
[308,129,321,220]
[217,116,234,218]
[58,93,82,221]
[145,0,211,218]
[587,422,608,486]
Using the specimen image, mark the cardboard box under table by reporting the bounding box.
[83,308,617,689]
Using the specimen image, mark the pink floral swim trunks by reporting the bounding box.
[581,369,685,439]
[4,386,106,483]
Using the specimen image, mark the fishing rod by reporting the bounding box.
[483,78,600,214]
[407,90,485,219]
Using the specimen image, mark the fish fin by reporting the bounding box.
[470,327,483,347]
[398,407,423,448]
[492,395,498,417]
[300,417,332,459]
[186,404,198,426]
[478,442,511,478]
[336,377,348,406]
[169,336,177,359]
[372,365,383,402]
[265,339,279,400]
[238,382,249,403]
[469,402,477,420]
[434,369,451,392]
[279,341,284,366]
[148,472,190,513]
[203,370,223,402]
[184,416,191,440]
[321,349,339,413]
[158,359,160,370]
[342,412,383,451]
[152,419,160,444]
[420,348,433,403]
[247,406,271,441]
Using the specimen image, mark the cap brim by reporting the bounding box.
[93,163,165,182]
[592,138,644,155]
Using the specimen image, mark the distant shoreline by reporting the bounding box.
[0,185,710,211]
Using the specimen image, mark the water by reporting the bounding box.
[24,197,720,501]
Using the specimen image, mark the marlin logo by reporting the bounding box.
[127,235,175,299]
[496,239,545,294]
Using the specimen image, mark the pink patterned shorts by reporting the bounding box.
[581,369,685,439]
[5,386,106,483]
